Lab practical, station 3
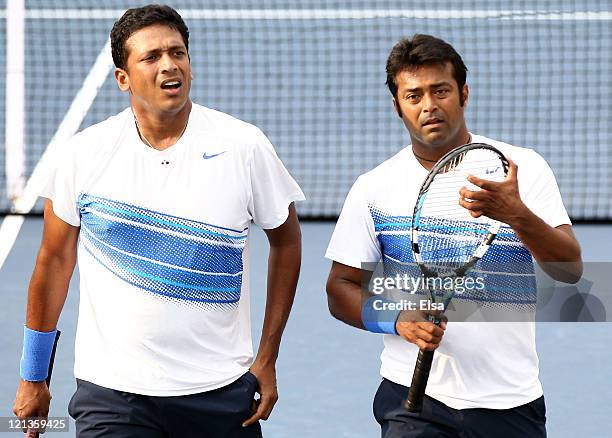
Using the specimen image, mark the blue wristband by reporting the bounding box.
[20,326,57,382]
[361,296,402,335]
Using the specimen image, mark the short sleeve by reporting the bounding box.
[519,150,571,228]
[247,129,305,229]
[40,138,81,227]
[325,176,382,269]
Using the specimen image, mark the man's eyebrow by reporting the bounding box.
[141,45,186,55]
[402,82,453,94]
[430,81,453,88]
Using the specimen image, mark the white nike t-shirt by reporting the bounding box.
[43,103,305,395]
[326,134,570,409]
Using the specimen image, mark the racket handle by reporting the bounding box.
[403,349,435,413]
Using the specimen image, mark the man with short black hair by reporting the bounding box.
[14,5,304,437]
[326,34,582,437]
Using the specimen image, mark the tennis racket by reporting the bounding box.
[403,143,509,413]
[25,330,61,438]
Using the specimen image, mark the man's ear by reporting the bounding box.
[392,96,403,118]
[461,84,469,107]
[115,68,130,92]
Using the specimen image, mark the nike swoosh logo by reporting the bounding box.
[203,151,226,160]
[485,166,500,174]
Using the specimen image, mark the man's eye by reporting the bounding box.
[406,95,420,102]
[435,89,450,96]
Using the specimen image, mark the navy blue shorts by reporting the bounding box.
[373,379,547,438]
[68,373,262,438]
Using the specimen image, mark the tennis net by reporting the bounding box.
[1,0,610,220]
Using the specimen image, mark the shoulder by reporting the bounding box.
[339,147,412,209]
[61,108,132,158]
[190,103,265,144]
[471,134,549,170]
[75,108,131,142]
[358,147,411,187]
[188,104,270,163]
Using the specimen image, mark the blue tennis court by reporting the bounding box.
[1,221,611,437]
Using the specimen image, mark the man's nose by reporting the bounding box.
[421,92,438,113]
[159,53,178,73]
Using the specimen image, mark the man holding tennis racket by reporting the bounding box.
[326,34,582,437]
[14,5,304,437]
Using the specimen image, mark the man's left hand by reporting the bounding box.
[242,360,278,427]
[458,159,526,226]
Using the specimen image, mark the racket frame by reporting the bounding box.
[403,143,508,413]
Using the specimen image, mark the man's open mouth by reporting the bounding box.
[161,80,182,90]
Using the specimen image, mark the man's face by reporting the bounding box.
[115,24,192,117]
[392,62,468,149]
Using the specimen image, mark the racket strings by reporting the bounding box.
[415,149,507,271]
[442,151,466,173]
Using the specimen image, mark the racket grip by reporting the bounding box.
[403,349,435,413]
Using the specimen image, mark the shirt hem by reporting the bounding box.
[426,388,544,410]
[42,195,80,227]
[380,368,543,410]
[74,369,250,396]
[324,251,377,270]
[257,192,305,229]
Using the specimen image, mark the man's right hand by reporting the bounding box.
[395,310,447,351]
[13,380,52,432]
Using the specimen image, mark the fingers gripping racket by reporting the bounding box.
[403,143,509,413]
[25,330,61,438]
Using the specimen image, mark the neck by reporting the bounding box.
[133,101,192,150]
[411,129,471,168]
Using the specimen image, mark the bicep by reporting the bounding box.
[262,203,301,247]
[39,199,79,264]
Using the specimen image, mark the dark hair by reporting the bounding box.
[385,34,468,104]
[110,4,189,70]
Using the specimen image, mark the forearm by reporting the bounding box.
[15,257,72,423]
[326,263,444,347]
[255,239,301,363]
[510,208,582,282]
[326,277,368,329]
[326,262,374,330]
[26,248,76,331]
